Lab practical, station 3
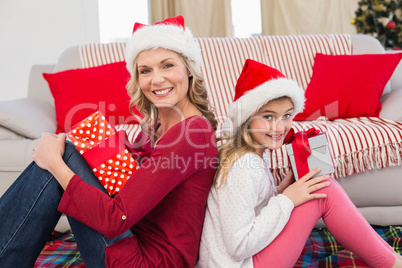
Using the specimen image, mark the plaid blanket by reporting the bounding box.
[35,226,402,267]
[295,226,402,267]
[34,232,84,268]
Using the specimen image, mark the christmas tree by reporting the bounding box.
[352,0,402,50]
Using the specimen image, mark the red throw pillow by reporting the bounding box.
[294,53,402,121]
[43,61,141,133]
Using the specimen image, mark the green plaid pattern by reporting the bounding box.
[35,226,402,267]
[34,231,84,268]
[294,226,402,267]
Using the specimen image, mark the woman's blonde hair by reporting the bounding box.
[126,53,217,144]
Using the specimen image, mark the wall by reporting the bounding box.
[0,0,100,101]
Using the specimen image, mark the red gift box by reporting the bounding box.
[67,111,139,196]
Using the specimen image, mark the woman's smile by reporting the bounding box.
[153,87,173,96]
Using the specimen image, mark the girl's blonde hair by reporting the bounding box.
[126,53,217,144]
[213,120,258,188]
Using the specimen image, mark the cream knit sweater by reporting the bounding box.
[198,153,294,268]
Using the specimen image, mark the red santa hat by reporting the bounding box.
[225,59,305,133]
[125,15,202,74]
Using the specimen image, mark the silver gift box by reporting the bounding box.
[285,133,335,180]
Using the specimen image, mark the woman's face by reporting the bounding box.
[136,48,190,111]
[249,97,294,153]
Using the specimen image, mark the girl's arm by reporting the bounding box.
[282,168,330,207]
[276,170,294,194]
[216,153,294,261]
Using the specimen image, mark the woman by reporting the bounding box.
[198,59,402,267]
[0,15,217,268]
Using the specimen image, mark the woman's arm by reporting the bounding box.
[58,118,215,238]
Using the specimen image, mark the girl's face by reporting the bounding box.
[249,97,294,154]
[136,48,190,111]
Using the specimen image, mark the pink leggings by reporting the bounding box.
[252,177,396,268]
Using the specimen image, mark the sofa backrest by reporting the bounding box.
[32,34,401,124]
[74,34,353,126]
[198,34,352,124]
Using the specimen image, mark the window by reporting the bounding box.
[98,0,261,42]
[98,0,149,43]
[231,0,261,37]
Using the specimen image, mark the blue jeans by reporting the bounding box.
[0,141,132,268]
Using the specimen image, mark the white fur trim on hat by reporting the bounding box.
[125,24,202,74]
[224,78,305,135]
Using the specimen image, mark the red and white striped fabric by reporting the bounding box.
[197,34,352,127]
[258,34,352,90]
[77,35,402,182]
[78,34,352,125]
[115,123,141,144]
[270,117,402,185]
[197,37,267,124]
[79,43,127,68]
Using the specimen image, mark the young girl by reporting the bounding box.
[0,16,217,267]
[198,59,402,267]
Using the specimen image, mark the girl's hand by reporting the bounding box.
[282,168,330,207]
[276,170,294,194]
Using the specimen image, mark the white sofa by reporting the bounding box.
[1,34,402,231]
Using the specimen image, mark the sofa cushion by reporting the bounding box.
[269,117,402,185]
[0,98,56,139]
[0,126,24,140]
[43,61,140,134]
[380,87,402,122]
[294,53,402,120]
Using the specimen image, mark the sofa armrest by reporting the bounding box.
[380,87,402,122]
[0,98,56,139]
[27,64,56,105]
[387,51,402,91]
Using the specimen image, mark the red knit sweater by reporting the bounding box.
[58,116,217,267]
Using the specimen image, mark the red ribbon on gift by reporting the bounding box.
[83,130,128,169]
[284,127,320,178]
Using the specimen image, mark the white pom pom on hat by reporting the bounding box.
[224,59,305,135]
[125,15,202,74]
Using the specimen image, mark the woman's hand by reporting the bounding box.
[282,168,330,207]
[33,132,74,189]
[33,132,66,171]
[276,170,295,194]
